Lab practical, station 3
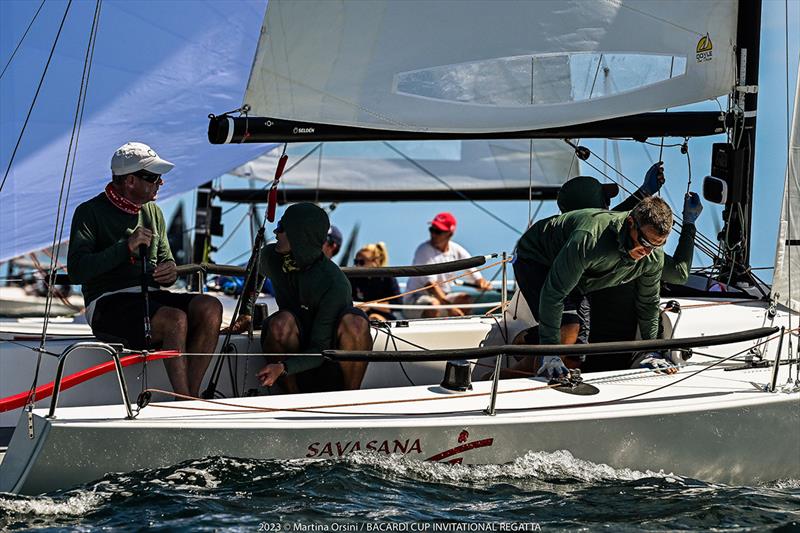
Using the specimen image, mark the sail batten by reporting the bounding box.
[244,0,738,134]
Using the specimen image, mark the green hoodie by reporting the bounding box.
[249,203,353,375]
[516,209,663,345]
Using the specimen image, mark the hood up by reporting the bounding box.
[280,203,329,268]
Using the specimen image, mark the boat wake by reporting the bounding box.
[345,449,682,485]
[1,453,798,531]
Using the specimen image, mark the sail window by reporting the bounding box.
[394,53,687,107]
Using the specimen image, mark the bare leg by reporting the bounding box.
[449,292,473,316]
[480,328,536,381]
[421,298,443,319]
[337,313,373,390]
[261,311,301,393]
[185,295,223,397]
[150,306,190,396]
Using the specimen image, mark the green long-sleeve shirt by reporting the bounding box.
[246,203,353,375]
[516,209,664,344]
[67,192,173,307]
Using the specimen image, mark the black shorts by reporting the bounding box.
[261,306,369,393]
[91,290,199,349]
[513,257,590,344]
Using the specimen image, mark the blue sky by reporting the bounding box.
[2,0,798,284]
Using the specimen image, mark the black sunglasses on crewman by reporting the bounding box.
[633,219,662,250]
[133,170,162,184]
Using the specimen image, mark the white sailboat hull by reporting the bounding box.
[1,364,797,495]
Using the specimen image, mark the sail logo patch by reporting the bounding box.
[696,33,713,63]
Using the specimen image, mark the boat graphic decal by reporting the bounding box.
[696,33,713,63]
[425,430,494,463]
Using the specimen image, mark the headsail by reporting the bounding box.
[244,0,737,134]
[0,1,275,262]
[231,140,579,198]
[772,63,800,312]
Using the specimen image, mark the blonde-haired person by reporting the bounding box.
[351,242,400,321]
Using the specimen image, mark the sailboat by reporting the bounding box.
[1,0,799,494]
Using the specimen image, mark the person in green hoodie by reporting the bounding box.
[229,203,372,393]
[514,195,676,379]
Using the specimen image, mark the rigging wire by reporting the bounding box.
[0,0,73,194]
[41,0,102,348]
[0,0,46,81]
[26,0,101,411]
[784,0,795,381]
[576,150,721,260]
[382,142,521,235]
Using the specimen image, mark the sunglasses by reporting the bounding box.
[429,226,447,235]
[353,258,367,266]
[132,170,162,184]
[274,221,284,234]
[633,219,662,250]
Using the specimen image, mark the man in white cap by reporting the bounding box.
[68,142,222,398]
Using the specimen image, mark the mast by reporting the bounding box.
[718,0,761,283]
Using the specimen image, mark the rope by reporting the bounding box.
[359,301,501,310]
[356,257,509,309]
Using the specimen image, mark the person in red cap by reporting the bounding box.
[403,212,493,318]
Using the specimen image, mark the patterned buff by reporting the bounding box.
[281,254,300,273]
[104,183,142,214]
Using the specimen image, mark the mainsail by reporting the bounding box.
[772,63,800,312]
[244,0,737,134]
[230,140,579,198]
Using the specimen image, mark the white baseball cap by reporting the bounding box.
[111,142,175,176]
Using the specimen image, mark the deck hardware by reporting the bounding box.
[441,360,473,392]
[47,342,134,420]
[484,352,503,416]
[769,327,785,392]
[136,390,152,409]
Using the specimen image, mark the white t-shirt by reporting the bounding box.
[404,240,483,301]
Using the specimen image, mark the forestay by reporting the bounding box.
[231,140,579,193]
[772,63,800,312]
[244,0,737,133]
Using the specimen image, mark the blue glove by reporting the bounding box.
[682,192,703,225]
[640,162,665,196]
[537,356,570,380]
[635,351,678,374]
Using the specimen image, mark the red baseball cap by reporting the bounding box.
[430,212,456,232]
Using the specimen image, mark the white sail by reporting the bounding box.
[232,140,578,192]
[772,62,800,312]
[244,0,737,133]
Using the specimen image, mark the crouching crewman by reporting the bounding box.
[230,203,373,393]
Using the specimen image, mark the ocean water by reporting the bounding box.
[1,451,798,532]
